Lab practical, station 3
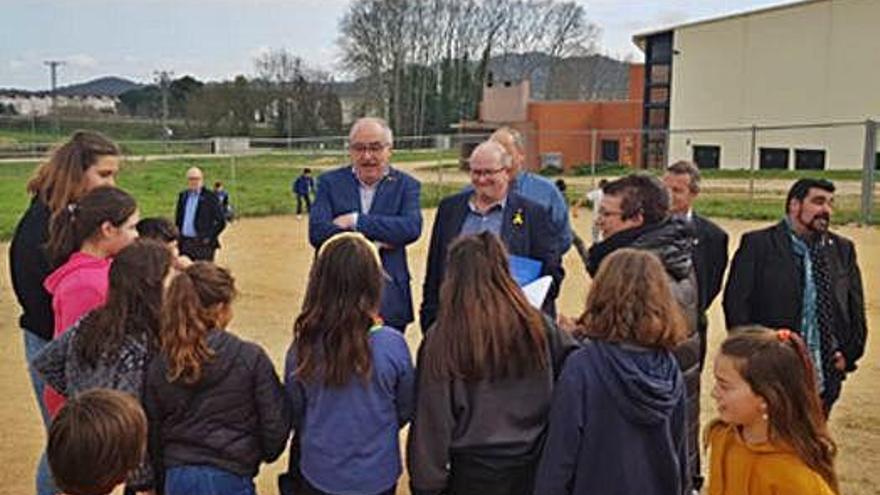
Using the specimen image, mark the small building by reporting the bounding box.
[465,64,645,172]
[633,0,880,171]
[0,91,118,116]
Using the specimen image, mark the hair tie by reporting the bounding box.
[777,328,793,343]
[66,203,78,221]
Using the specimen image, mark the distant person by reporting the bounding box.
[309,117,422,332]
[47,389,148,495]
[420,141,563,331]
[534,249,689,495]
[44,186,140,417]
[145,262,291,495]
[723,178,867,415]
[292,168,316,217]
[663,161,729,372]
[408,232,576,495]
[214,181,234,222]
[136,217,192,269]
[32,240,172,493]
[573,178,609,243]
[9,129,120,495]
[707,328,838,495]
[489,126,572,254]
[174,167,226,261]
[282,232,414,495]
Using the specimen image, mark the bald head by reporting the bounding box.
[186,167,204,191]
[349,117,393,146]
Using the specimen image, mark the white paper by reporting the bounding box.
[522,276,553,309]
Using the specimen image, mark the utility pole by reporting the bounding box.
[44,60,65,134]
[154,70,174,146]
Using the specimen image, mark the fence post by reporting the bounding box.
[861,119,876,226]
[748,125,757,212]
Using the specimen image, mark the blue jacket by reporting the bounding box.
[419,191,563,331]
[533,340,688,495]
[309,166,422,329]
[293,175,314,196]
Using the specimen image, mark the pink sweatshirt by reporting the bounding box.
[42,251,112,417]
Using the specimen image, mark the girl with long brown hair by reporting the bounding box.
[144,262,290,495]
[707,327,838,495]
[533,248,689,495]
[407,232,577,495]
[32,239,172,493]
[283,232,414,495]
[9,130,119,495]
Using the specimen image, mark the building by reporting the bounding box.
[633,0,880,171]
[468,64,645,172]
[0,91,118,116]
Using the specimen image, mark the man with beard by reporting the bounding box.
[723,178,867,414]
[584,173,702,492]
[309,117,422,333]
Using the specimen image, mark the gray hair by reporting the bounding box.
[470,140,512,168]
[349,117,394,147]
[666,160,701,193]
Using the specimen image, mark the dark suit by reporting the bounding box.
[419,191,563,332]
[723,220,867,411]
[309,165,422,331]
[691,213,729,369]
[175,187,227,261]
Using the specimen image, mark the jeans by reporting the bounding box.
[165,466,255,495]
[24,331,56,495]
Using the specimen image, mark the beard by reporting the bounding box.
[805,211,831,233]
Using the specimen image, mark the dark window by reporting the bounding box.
[601,140,620,163]
[649,65,670,85]
[646,136,667,169]
[649,34,673,63]
[693,145,721,169]
[760,148,789,170]
[647,108,668,129]
[795,149,826,170]
[649,87,670,104]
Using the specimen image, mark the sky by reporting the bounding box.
[1,0,793,91]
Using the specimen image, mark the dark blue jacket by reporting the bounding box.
[293,175,314,196]
[419,191,563,331]
[533,340,688,495]
[309,166,422,330]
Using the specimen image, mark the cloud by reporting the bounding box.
[64,53,99,68]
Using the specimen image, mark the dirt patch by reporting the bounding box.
[1,212,877,494]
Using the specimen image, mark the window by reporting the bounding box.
[648,34,673,63]
[693,145,721,169]
[647,108,668,129]
[646,137,667,169]
[760,148,789,170]
[601,140,620,163]
[649,87,669,104]
[795,149,826,170]
[649,65,670,85]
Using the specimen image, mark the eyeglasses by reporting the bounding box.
[349,142,390,154]
[469,167,506,178]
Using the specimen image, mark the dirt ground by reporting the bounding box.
[1,211,877,495]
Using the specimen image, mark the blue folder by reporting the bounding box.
[509,255,543,286]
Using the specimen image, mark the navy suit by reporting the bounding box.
[309,165,422,330]
[419,191,564,332]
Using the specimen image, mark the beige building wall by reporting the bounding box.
[667,0,880,170]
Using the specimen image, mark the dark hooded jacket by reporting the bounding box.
[144,330,291,478]
[533,340,688,494]
[585,217,701,483]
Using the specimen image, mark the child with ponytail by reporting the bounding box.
[282,232,415,495]
[42,185,139,417]
[144,262,290,495]
[707,327,838,495]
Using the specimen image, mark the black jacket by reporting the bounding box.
[420,191,563,331]
[692,213,729,315]
[174,187,227,247]
[144,330,291,477]
[723,220,867,372]
[10,199,54,339]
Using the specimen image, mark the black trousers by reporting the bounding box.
[446,454,538,495]
[296,194,311,214]
[179,237,217,261]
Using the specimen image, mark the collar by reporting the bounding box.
[468,194,507,215]
[351,165,391,188]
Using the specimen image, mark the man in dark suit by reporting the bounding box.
[663,161,729,370]
[419,140,563,332]
[175,167,227,261]
[723,178,867,414]
[309,117,422,332]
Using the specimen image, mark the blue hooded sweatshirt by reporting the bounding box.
[533,339,688,495]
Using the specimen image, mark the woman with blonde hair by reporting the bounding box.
[534,248,689,495]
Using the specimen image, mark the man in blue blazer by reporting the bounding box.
[420,141,563,332]
[309,117,422,332]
